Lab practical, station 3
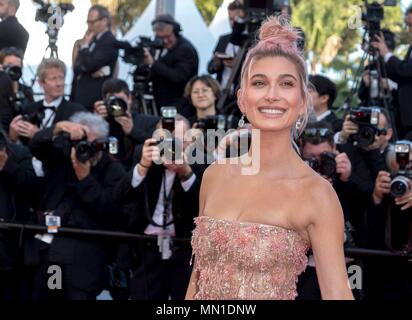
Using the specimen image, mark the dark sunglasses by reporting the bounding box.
[303,128,333,138]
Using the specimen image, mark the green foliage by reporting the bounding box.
[194,0,224,25]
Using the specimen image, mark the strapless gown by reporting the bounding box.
[190,216,310,300]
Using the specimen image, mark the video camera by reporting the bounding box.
[361,0,397,51]
[348,107,386,148]
[390,142,412,197]
[305,152,337,179]
[33,0,74,24]
[104,96,128,120]
[114,37,163,67]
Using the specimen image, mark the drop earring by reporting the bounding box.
[238,113,246,128]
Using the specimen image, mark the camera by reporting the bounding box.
[305,152,337,179]
[390,142,412,197]
[361,0,397,51]
[114,37,163,67]
[197,115,228,131]
[104,96,128,119]
[4,65,22,82]
[349,107,386,148]
[160,106,177,132]
[33,0,74,24]
[21,109,45,127]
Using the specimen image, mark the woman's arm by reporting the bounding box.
[185,163,215,300]
[308,178,354,300]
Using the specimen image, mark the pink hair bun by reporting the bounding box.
[258,16,301,55]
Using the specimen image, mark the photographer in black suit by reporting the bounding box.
[94,79,159,169]
[0,129,38,300]
[8,58,85,146]
[372,6,412,137]
[27,112,125,300]
[207,1,245,88]
[72,5,118,110]
[0,0,29,53]
[143,14,198,112]
[115,115,206,300]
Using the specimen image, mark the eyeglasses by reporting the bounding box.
[192,88,212,96]
[86,17,103,25]
[303,128,332,138]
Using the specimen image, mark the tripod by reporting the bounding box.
[340,30,398,141]
[131,79,158,116]
[43,27,59,59]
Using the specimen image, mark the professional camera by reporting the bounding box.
[348,107,386,148]
[197,115,238,131]
[243,0,289,31]
[21,109,45,127]
[390,142,412,197]
[4,65,22,82]
[104,96,128,119]
[114,37,163,67]
[305,152,337,179]
[33,0,74,23]
[361,0,397,50]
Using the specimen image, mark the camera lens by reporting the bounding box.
[390,176,410,197]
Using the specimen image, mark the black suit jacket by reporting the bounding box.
[72,30,118,109]
[0,143,38,270]
[385,45,412,127]
[151,36,198,110]
[207,33,231,83]
[323,112,343,134]
[28,126,125,292]
[0,16,29,53]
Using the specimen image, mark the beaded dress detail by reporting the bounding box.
[191,216,309,300]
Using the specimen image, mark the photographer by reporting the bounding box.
[0,128,38,300]
[297,121,359,300]
[8,58,85,146]
[26,112,125,300]
[72,5,118,110]
[372,6,412,138]
[94,78,159,168]
[362,140,412,299]
[308,75,342,133]
[144,14,199,111]
[0,0,29,53]
[207,1,245,88]
[115,114,206,300]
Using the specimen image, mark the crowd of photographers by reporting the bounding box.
[0,0,411,300]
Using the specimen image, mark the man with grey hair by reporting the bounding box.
[72,4,118,110]
[27,111,125,300]
[9,58,85,145]
[0,0,29,53]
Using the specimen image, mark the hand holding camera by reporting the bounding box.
[143,48,155,66]
[340,114,359,142]
[114,112,134,135]
[335,152,352,182]
[137,138,161,175]
[53,121,89,141]
[373,171,391,205]
[9,115,40,140]
[94,100,108,118]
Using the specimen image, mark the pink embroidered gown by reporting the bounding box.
[190,216,310,300]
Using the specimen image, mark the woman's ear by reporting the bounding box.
[237,89,246,114]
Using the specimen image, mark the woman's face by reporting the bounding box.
[240,56,305,132]
[190,80,216,111]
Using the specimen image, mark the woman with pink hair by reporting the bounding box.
[185,16,354,300]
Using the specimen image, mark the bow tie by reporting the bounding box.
[42,105,56,112]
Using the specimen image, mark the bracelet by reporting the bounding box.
[139,162,150,169]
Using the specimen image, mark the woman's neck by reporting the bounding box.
[196,105,216,119]
[247,128,301,176]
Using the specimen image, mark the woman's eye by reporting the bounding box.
[252,81,265,87]
[281,81,294,87]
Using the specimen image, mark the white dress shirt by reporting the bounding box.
[131,166,196,236]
